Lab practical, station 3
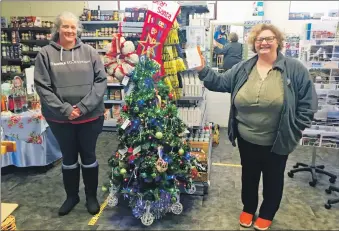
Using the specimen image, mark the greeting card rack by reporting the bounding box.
[287,21,339,209]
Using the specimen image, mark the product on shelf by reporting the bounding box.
[81,27,117,37]
[1,65,22,74]
[1,31,10,43]
[284,35,300,58]
[9,16,53,28]
[178,105,204,127]
[1,45,21,59]
[124,8,147,22]
[104,88,123,101]
[181,71,203,97]
[80,7,120,21]
[1,17,8,28]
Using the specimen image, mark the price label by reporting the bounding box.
[133,146,141,155]
[121,119,131,130]
[122,76,130,86]
[125,82,135,96]
[118,146,128,155]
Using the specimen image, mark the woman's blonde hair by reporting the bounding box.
[247,24,285,53]
[229,32,239,42]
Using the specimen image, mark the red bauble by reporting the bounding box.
[191,168,199,178]
[129,154,136,162]
[168,93,173,100]
[128,147,133,153]
[122,105,129,112]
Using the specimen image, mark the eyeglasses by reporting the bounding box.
[255,36,276,44]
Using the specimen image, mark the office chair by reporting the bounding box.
[325,185,339,209]
[287,146,337,187]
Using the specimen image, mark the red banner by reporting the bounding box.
[136,1,180,80]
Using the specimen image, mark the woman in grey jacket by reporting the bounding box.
[195,24,317,230]
[214,32,243,71]
[34,12,107,216]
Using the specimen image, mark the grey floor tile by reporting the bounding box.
[2,128,339,230]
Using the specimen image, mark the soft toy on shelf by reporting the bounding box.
[104,34,139,82]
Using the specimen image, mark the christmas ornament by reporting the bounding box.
[178,148,184,155]
[120,168,127,175]
[104,34,139,82]
[122,105,129,112]
[155,131,163,139]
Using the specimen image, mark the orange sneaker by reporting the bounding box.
[239,211,253,228]
[254,217,272,230]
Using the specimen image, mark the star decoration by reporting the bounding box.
[138,34,160,57]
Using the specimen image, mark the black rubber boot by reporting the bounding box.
[82,165,100,215]
[58,166,80,216]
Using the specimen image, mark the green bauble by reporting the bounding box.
[151,173,157,178]
[171,196,177,203]
[120,168,127,175]
[155,131,163,139]
[134,106,139,113]
[102,186,108,192]
[178,148,185,155]
[141,173,147,178]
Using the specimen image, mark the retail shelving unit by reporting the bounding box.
[288,21,339,191]
[80,10,144,132]
[176,2,211,195]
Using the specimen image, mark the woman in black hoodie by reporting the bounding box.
[34,11,107,216]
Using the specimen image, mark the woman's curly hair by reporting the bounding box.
[247,24,285,53]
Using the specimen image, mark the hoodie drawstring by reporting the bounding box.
[60,47,63,61]
[59,48,74,62]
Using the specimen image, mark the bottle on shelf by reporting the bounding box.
[98,5,101,21]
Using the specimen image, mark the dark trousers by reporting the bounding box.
[48,116,104,166]
[238,135,288,220]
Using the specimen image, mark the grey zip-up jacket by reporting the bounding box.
[198,52,318,155]
[34,34,107,122]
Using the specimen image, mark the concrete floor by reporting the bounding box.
[2,129,339,230]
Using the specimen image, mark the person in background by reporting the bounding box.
[195,24,317,230]
[34,11,107,216]
[214,25,228,47]
[214,32,243,71]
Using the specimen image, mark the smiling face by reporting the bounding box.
[58,17,77,44]
[254,29,278,55]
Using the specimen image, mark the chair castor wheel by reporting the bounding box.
[329,177,336,184]
[309,180,317,187]
[325,203,331,209]
[293,165,298,169]
[325,188,332,194]
[287,172,294,178]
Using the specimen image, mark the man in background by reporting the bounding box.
[214,25,228,48]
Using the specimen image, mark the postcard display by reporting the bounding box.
[299,21,339,151]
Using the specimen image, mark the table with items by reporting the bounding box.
[1,110,62,167]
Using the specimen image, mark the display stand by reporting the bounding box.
[176,3,211,195]
[287,21,339,208]
[1,141,18,230]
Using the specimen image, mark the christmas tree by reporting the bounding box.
[106,55,199,226]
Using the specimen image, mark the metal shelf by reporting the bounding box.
[120,27,143,33]
[81,37,112,40]
[107,83,123,87]
[121,22,144,27]
[80,21,120,24]
[104,100,123,104]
